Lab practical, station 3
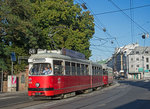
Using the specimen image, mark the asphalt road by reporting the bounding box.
[24,80,150,109]
[1,80,150,109]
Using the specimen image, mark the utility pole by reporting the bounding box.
[120,52,124,76]
[113,53,117,72]
[120,52,123,71]
[119,45,126,77]
[141,33,148,79]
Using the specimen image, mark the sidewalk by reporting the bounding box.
[0,91,28,97]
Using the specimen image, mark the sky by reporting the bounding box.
[74,0,150,62]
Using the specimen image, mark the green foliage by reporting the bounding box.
[0,0,37,73]
[32,0,94,59]
[0,0,95,73]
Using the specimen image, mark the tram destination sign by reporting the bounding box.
[61,48,85,60]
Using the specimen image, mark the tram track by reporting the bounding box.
[22,82,121,109]
[0,82,120,109]
[43,84,124,109]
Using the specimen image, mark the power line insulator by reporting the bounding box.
[103,28,106,32]
[142,34,145,39]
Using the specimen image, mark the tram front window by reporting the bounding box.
[29,63,52,75]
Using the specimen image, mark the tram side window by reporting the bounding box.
[85,65,89,75]
[65,62,71,75]
[98,67,100,75]
[71,63,76,75]
[53,60,63,75]
[103,69,108,76]
[81,64,84,75]
[96,67,98,75]
[77,64,80,75]
[97,67,99,75]
[99,67,102,76]
[92,66,94,75]
[92,66,95,75]
[94,67,96,75]
[100,67,102,75]
[103,69,105,75]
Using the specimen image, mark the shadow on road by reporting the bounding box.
[118,80,150,91]
[115,99,150,109]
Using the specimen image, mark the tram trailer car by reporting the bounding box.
[28,50,112,99]
[107,67,113,85]
[102,65,113,86]
[102,65,108,86]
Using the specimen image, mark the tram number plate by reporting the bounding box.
[35,92,41,95]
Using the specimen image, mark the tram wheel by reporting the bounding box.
[52,94,64,100]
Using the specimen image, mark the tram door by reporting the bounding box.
[0,69,3,92]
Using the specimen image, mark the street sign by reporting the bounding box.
[11,52,16,61]
[138,68,143,72]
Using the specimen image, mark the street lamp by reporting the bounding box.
[141,33,149,79]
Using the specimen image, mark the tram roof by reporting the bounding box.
[29,53,102,67]
[29,53,90,63]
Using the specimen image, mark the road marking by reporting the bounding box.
[0,96,18,100]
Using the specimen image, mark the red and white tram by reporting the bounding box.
[28,49,113,99]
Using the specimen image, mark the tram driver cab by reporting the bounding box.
[29,63,52,75]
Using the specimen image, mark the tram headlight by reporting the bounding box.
[35,83,40,88]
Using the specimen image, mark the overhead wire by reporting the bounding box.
[78,0,120,47]
[130,0,134,43]
[93,4,150,15]
[94,24,119,47]
[91,44,116,48]
[91,47,114,52]
[108,0,149,34]
[75,0,120,60]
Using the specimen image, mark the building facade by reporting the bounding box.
[107,43,139,78]
[127,46,150,79]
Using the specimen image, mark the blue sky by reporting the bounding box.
[75,0,150,61]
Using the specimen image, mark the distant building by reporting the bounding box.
[127,46,150,79]
[107,43,150,79]
[107,43,139,78]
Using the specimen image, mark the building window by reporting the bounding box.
[131,65,133,68]
[146,58,149,62]
[54,60,63,75]
[131,58,133,61]
[136,58,139,61]
[136,65,139,67]
[136,51,139,54]
[145,51,149,54]
[146,65,149,69]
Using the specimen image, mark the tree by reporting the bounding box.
[32,0,94,59]
[0,0,95,73]
[0,0,38,73]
